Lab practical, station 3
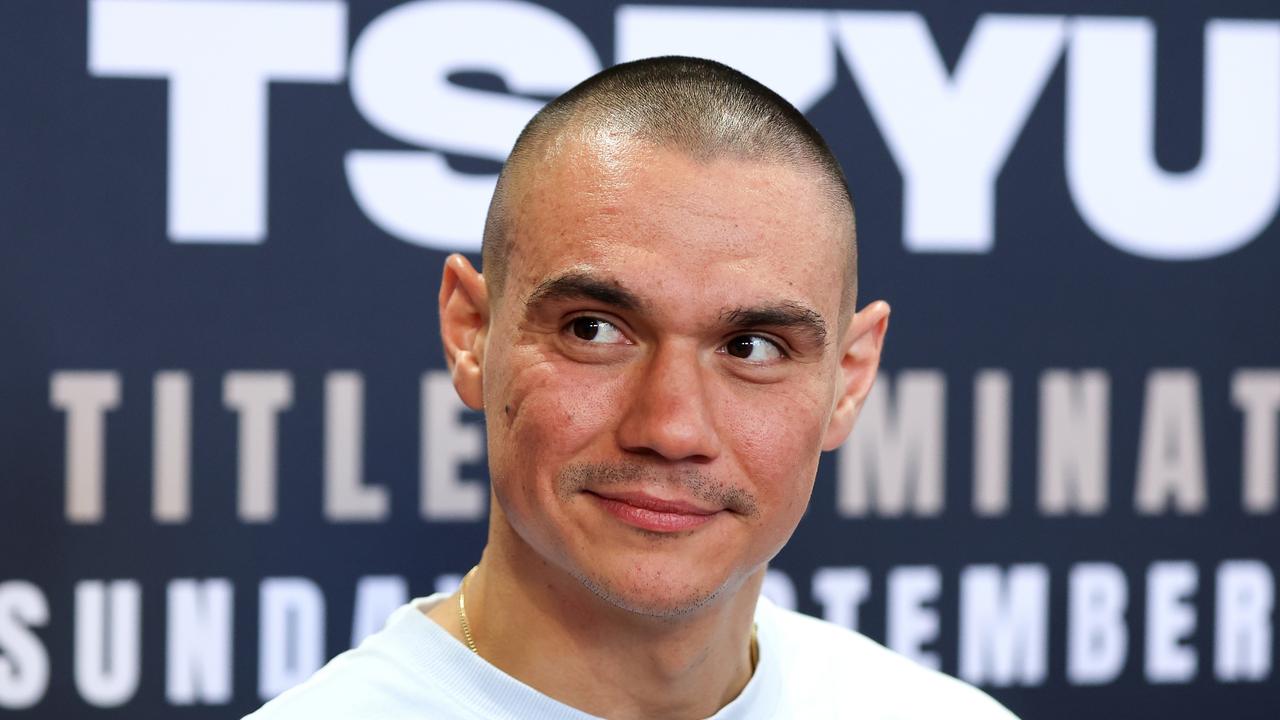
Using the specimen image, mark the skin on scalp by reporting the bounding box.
[433,56,891,719]
[481,56,859,316]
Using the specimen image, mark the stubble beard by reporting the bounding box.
[553,461,762,619]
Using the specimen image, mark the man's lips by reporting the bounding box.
[585,490,724,533]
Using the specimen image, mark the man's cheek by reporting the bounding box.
[719,390,826,462]
[508,365,628,453]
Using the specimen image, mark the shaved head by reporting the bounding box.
[481,56,857,313]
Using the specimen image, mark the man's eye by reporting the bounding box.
[569,317,627,344]
[723,335,784,363]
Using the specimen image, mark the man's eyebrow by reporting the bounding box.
[721,303,829,348]
[524,272,645,312]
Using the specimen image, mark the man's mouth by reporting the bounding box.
[585,490,724,533]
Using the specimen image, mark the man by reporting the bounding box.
[248,57,1016,719]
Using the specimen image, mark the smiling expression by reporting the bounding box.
[471,136,860,618]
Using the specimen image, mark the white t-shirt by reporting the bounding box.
[245,594,1018,719]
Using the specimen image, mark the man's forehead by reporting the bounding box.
[515,144,841,234]
[499,137,854,318]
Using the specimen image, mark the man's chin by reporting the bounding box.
[571,563,734,619]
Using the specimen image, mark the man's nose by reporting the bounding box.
[616,343,722,463]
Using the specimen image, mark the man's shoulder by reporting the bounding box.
[759,600,1019,720]
[243,598,475,720]
[243,646,411,719]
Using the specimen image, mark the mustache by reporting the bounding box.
[557,461,760,517]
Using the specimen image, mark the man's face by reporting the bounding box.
[479,137,855,617]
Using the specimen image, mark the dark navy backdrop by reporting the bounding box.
[2,1,1278,718]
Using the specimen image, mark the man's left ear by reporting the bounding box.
[822,300,891,451]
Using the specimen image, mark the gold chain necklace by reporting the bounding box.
[456,565,760,671]
[457,566,480,653]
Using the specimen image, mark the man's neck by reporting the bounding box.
[425,529,763,720]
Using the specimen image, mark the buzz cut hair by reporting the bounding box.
[480,55,858,310]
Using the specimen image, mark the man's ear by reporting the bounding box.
[823,300,891,451]
[439,253,489,411]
